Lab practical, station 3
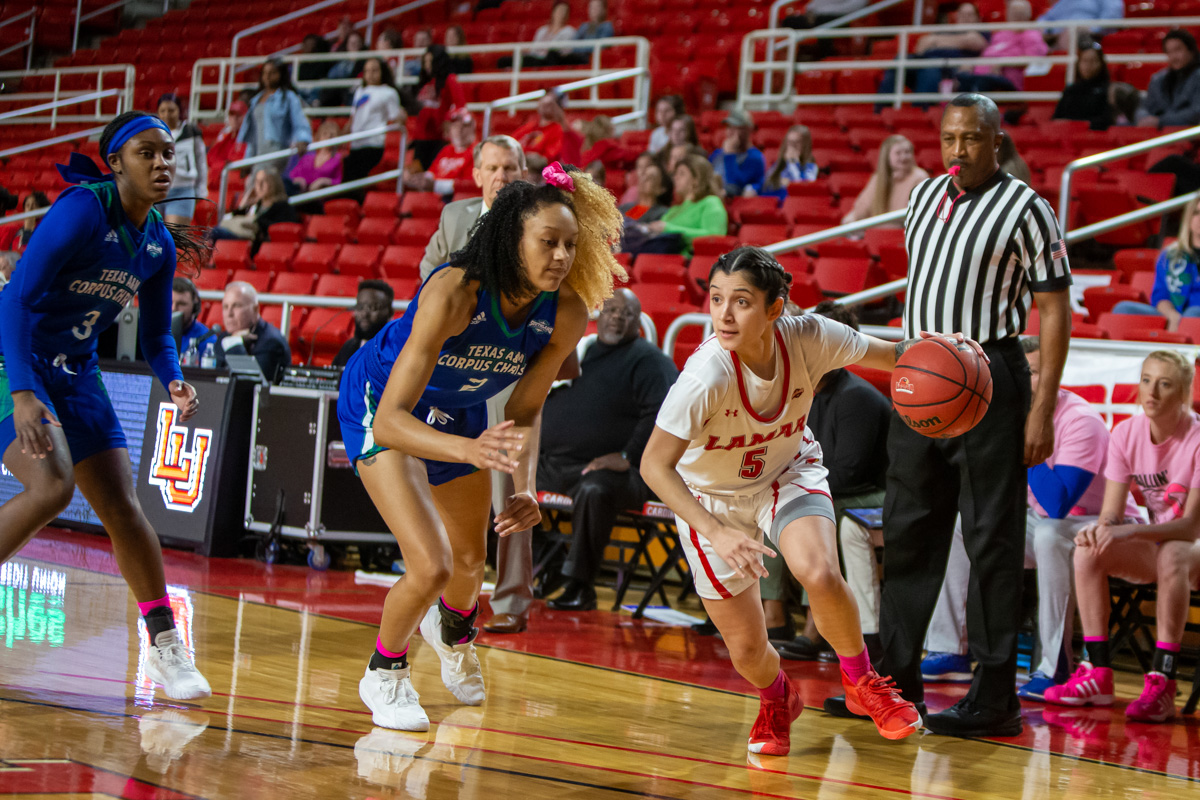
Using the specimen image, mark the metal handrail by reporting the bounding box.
[216,122,399,216]
[481,66,649,137]
[0,88,122,124]
[74,0,172,52]
[0,125,106,159]
[0,8,35,70]
[1058,124,1200,233]
[769,0,918,28]
[0,65,136,127]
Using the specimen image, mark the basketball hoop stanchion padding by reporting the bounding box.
[891,338,993,439]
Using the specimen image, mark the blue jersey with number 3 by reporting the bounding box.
[351,265,559,410]
[0,183,182,393]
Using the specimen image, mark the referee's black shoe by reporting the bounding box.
[924,699,1023,738]
[823,695,926,721]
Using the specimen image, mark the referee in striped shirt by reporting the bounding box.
[829,94,1073,737]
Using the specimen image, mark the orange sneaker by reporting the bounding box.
[843,670,923,741]
[748,677,803,755]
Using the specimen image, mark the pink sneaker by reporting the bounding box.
[1125,672,1176,723]
[1043,663,1114,707]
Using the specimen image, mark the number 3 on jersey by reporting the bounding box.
[740,447,767,479]
[73,310,101,341]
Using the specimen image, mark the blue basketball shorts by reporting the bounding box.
[0,353,127,464]
[337,367,485,486]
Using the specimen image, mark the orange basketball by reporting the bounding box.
[891,338,992,438]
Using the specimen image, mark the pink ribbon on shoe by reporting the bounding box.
[543,161,575,192]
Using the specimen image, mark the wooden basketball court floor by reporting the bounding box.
[3,529,1199,800]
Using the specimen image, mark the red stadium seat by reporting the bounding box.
[737,224,790,247]
[356,217,399,245]
[380,246,425,279]
[1112,248,1160,281]
[306,215,352,244]
[1178,317,1200,343]
[231,269,272,293]
[297,308,354,366]
[363,192,401,218]
[212,239,251,271]
[193,268,229,293]
[295,243,343,273]
[812,258,883,296]
[691,236,739,259]
[862,227,905,255]
[790,273,824,308]
[1096,312,1167,341]
[1137,329,1195,344]
[384,277,421,301]
[395,218,440,247]
[253,242,298,273]
[631,254,687,284]
[267,222,304,243]
[400,192,445,218]
[1082,285,1147,321]
[1070,323,1109,339]
[323,198,362,223]
[815,238,870,260]
[270,272,318,295]
[729,196,781,225]
[315,274,361,297]
[336,244,384,278]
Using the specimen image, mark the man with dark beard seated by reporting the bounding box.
[333,280,395,367]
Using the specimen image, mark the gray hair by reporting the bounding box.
[473,134,527,171]
[1021,335,1040,354]
[945,93,1002,134]
[225,280,259,306]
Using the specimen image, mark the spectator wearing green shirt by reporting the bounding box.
[646,154,728,257]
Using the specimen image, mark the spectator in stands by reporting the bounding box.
[586,160,607,185]
[333,280,395,367]
[155,93,207,226]
[527,0,577,66]
[172,276,210,355]
[373,28,405,80]
[709,109,766,198]
[649,95,686,154]
[404,108,477,196]
[619,159,672,223]
[419,134,527,279]
[444,26,474,74]
[954,1,1047,94]
[581,115,636,170]
[215,281,291,382]
[0,191,49,254]
[343,57,403,186]
[843,135,929,225]
[297,33,332,106]
[207,100,248,178]
[1038,0,1123,37]
[1045,351,1200,724]
[568,0,615,64]
[288,120,343,193]
[239,59,312,179]
[541,288,678,612]
[998,132,1032,184]
[669,113,700,148]
[761,125,818,200]
[405,28,435,76]
[325,32,366,107]
[1053,43,1116,130]
[644,154,728,257]
[213,168,299,255]
[513,89,583,164]
[1137,29,1200,129]
[619,151,654,205]
[771,302,891,660]
[329,15,354,52]
[783,0,868,29]
[1112,193,1200,331]
[412,45,467,170]
[663,142,708,179]
[877,3,988,104]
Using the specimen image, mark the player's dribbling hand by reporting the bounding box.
[169,381,200,423]
[704,523,776,580]
[919,331,989,363]
[465,420,524,473]
[12,391,62,459]
[495,491,540,536]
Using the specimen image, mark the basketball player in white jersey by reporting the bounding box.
[642,247,985,755]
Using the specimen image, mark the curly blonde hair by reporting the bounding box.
[562,166,626,309]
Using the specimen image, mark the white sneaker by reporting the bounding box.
[354,726,427,789]
[359,666,430,731]
[418,605,485,705]
[139,709,209,773]
[145,630,212,700]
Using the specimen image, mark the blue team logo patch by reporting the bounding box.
[146,241,163,258]
[529,319,553,335]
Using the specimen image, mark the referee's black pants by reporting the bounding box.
[878,338,1031,713]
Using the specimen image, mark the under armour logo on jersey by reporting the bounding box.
[104,230,119,243]
[469,311,487,325]
[146,241,163,258]
[725,409,738,417]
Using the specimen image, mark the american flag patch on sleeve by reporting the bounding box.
[1050,239,1068,260]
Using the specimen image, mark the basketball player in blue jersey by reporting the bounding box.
[0,111,213,699]
[339,163,625,730]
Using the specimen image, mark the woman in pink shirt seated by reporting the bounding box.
[288,121,343,193]
[1045,351,1200,723]
[954,0,1048,93]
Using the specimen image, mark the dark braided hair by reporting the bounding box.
[100,111,212,279]
[448,180,575,303]
[707,246,793,307]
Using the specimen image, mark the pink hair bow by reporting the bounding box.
[543,161,575,192]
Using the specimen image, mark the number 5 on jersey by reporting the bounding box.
[73,310,101,340]
[740,447,767,479]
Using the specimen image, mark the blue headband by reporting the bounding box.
[103,115,173,160]
[56,116,174,186]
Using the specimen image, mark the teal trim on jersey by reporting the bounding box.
[78,181,165,259]
[0,357,11,424]
[489,291,551,340]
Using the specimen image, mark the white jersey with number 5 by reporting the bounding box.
[656,314,868,495]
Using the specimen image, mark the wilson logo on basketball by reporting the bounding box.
[894,377,915,395]
[148,403,213,513]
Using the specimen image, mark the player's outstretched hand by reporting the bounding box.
[465,420,524,473]
[495,491,540,536]
[919,330,989,363]
[12,391,62,459]
[170,381,200,423]
[705,523,776,580]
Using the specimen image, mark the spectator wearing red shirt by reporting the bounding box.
[404,108,478,196]
[0,191,50,255]
[513,90,582,164]
[581,115,637,171]
[207,101,248,180]
[412,45,467,170]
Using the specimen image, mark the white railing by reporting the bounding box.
[481,66,650,137]
[191,37,651,123]
[739,17,1192,108]
[769,0,922,30]
[0,87,125,129]
[0,8,36,71]
[0,65,135,126]
[73,0,173,52]
[0,125,106,159]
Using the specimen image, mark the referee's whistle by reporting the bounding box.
[948,165,962,176]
